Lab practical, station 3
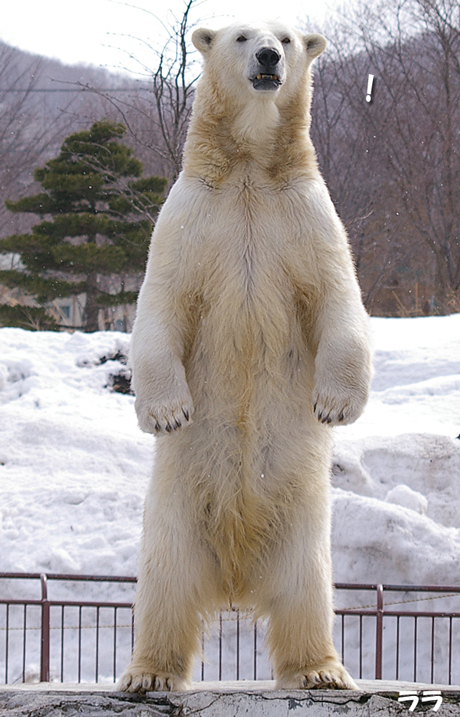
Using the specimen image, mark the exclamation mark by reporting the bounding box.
[366,74,375,103]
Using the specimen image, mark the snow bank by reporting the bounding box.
[0,328,152,579]
[330,314,460,587]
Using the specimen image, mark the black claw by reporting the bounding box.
[154,422,161,432]
[313,403,317,413]
[183,409,189,421]
[338,412,345,422]
[165,423,172,433]
[174,419,182,429]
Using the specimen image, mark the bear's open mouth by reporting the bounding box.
[252,73,282,91]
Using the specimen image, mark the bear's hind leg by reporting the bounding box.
[260,488,358,691]
[118,498,220,693]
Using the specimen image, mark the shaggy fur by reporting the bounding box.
[119,21,372,693]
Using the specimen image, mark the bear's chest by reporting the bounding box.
[195,180,313,302]
[183,182,316,366]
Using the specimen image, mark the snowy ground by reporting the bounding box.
[1,314,460,684]
[331,315,460,587]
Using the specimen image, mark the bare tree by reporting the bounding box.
[309,20,397,312]
[310,0,460,314]
[0,43,81,238]
[150,0,199,180]
[78,0,201,183]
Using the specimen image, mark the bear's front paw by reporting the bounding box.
[312,383,367,427]
[135,388,194,436]
[117,667,190,693]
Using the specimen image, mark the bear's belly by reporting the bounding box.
[185,279,314,425]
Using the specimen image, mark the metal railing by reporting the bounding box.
[334,583,460,685]
[1,573,459,686]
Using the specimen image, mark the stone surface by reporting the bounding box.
[1,681,460,716]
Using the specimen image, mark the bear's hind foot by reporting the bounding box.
[276,660,359,691]
[117,667,191,693]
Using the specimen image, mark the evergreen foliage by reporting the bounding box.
[0,121,166,331]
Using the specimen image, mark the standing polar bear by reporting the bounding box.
[120,21,372,693]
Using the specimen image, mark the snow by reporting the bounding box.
[329,314,460,588]
[1,314,460,684]
[385,484,428,515]
[0,329,151,580]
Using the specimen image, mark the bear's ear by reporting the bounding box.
[192,28,217,55]
[303,33,327,59]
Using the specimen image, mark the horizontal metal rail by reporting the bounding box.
[0,574,459,685]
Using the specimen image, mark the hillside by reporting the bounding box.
[0,40,165,239]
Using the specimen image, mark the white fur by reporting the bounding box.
[119,21,372,694]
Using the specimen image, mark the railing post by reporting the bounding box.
[40,574,50,682]
[375,584,384,679]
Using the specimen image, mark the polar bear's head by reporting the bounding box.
[192,21,326,104]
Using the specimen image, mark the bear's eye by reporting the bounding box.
[236,35,247,42]
[282,37,291,44]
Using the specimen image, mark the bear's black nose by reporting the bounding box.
[255,47,281,69]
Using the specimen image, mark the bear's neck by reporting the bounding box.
[182,83,319,186]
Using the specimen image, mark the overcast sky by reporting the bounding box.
[1,0,338,75]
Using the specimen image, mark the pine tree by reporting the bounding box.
[0,120,166,331]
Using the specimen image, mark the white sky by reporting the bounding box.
[1,0,337,76]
